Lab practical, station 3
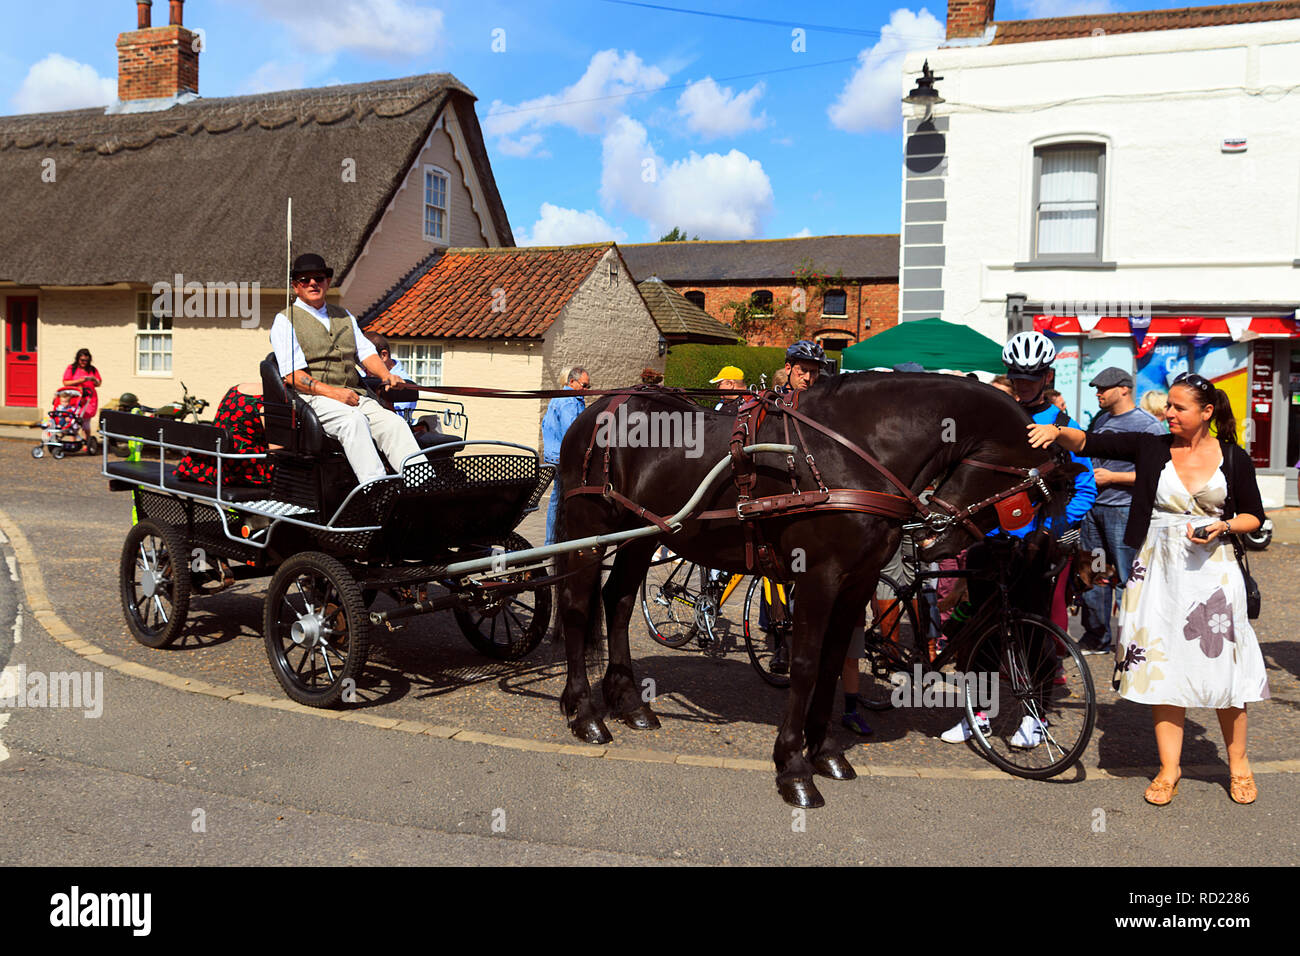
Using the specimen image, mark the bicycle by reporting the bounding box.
[638,553,795,687]
[859,527,1096,779]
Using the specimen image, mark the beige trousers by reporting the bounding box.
[302,393,422,484]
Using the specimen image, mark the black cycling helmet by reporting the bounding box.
[785,339,826,365]
[118,392,139,409]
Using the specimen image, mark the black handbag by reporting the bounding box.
[1228,533,1261,620]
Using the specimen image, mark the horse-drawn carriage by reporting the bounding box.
[101,355,557,707]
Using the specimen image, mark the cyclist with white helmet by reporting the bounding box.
[940,330,1097,747]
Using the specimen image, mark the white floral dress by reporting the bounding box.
[1115,460,1270,708]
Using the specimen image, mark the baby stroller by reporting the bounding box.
[32,386,99,459]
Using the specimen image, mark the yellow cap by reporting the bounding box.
[709,365,745,383]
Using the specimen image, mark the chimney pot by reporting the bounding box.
[169,0,183,25]
[136,0,151,29]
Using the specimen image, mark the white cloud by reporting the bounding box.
[495,133,549,159]
[254,0,443,59]
[483,49,669,141]
[517,203,627,246]
[11,54,115,113]
[241,61,309,95]
[599,116,773,240]
[676,77,767,138]
[790,227,813,238]
[828,7,945,133]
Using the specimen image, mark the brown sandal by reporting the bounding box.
[1144,777,1179,806]
[1229,774,1256,805]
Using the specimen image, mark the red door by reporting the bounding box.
[4,297,39,407]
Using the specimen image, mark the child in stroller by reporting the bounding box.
[32,386,99,459]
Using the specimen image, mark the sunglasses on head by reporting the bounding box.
[1172,371,1213,394]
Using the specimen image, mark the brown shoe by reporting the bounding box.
[1229,773,1257,805]
[1144,777,1179,806]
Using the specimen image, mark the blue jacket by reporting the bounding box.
[542,392,586,464]
[1001,404,1097,539]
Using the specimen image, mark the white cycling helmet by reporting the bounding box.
[1002,331,1056,376]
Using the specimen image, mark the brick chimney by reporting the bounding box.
[947,0,996,39]
[116,0,199,101]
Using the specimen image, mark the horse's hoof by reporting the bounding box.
[569,716,613,745]
[618,704,661,730]
[812,753,857,781]
[777,777,825,809]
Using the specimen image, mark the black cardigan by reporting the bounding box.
[1081,431,1266,548]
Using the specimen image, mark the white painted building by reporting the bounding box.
[901,0,1300,505]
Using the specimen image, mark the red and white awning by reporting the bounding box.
[1033,314,1298,338]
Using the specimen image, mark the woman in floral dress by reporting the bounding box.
[1028,373,1267,806]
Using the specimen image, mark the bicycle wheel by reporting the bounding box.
[640,556,712,649]
[855,574,921,711]
[961,611,1095,779]
[743,577,793,688]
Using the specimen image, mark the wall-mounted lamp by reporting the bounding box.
[1005,293,1028,334]
[902,60,945,122]
[658,334,668,357]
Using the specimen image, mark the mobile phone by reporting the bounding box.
[1191,523,1215,540]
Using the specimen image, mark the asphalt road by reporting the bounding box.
[1,439,1298,866]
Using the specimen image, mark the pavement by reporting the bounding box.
[2,435,1298,780]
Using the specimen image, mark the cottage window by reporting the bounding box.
[684,291,706,309]
[423,166,449,242]
[822,289,847,316]
[135,292,173,374]
[750,290,774,316]
[390,342,443,387]
[1033,144,1105,260]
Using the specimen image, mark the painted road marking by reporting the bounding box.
[0,667,16,761]
[5,556,16,582]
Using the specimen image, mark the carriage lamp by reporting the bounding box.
[903,60,944,121]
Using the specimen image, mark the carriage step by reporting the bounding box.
[239,499,317,518]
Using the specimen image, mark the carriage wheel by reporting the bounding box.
[120,519,191,648]
[263,552,370,708]
[961,611,1095,779]
[743,576,794,688]
[454,533,552,661]
[31,445,44,459]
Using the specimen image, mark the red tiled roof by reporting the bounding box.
[366,244,612,339]
[991,0,1300,44]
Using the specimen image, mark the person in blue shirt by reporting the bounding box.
[940,331,1096,747]
[543,366,590,544]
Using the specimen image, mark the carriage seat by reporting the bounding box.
[260,353,345,456]
[105,459,271,503]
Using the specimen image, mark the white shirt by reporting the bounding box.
[269,300,377,378]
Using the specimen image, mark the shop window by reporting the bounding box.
[1032,144,1105,261]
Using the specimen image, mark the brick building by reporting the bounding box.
[619,235,899,350]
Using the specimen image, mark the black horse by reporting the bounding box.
[554,372,1076,808]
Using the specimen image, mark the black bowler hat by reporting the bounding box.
[291,252,333,279]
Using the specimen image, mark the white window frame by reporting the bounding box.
[135,291,173,376]
[390,341,443,386]
[423,164,450,243]
[1030,140,1106,263]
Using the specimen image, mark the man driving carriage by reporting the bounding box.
[269,253,422,485]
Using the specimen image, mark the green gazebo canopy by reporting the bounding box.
[841,317,1005,373]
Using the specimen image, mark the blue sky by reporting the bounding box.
[3,0,1173,244]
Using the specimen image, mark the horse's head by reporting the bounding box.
[909,391,1082,561]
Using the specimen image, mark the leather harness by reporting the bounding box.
[562,387,1061,580]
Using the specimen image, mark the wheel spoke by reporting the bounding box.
[294,579,314,614]
[293,647,310,675]
[152,594,169,624]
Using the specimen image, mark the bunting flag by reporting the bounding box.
[1135,334,1158,360]
[1225,315,1252,341]
[1076,312,1103,333]
[1178,316,1204,336]
[1128,314,1152,345]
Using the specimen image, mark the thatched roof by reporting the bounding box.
[0,73,514,287]
[637,277,739,343]
[620,234,899,284]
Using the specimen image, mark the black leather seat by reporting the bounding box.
[260,352,344,456]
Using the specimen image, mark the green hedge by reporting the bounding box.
[665,343,841,395]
